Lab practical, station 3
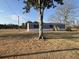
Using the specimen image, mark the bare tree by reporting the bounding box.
[50,0,76,29]
[49,15,63,23]
[56,0,76,27]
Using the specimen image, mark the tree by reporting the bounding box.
[33,21,39,24]
[22,0,63,39]
[49,15,63,23]
[55,0,76,28]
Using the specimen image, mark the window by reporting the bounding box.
[49,25,53,28]
[34,25,39,28]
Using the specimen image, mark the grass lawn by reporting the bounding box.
[0,29,79,59]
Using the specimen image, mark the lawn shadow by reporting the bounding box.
[44,32,79,40]
[0,31,79,40]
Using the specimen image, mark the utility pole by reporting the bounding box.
[18,16,20,31]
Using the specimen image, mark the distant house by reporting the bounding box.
[27,22,65,32]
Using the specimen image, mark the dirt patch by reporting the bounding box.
[0,39,79,59]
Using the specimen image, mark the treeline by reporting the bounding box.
[0,24,27,29]
[0,24,19,29]
[0,24,28,29]
[0,21,39,29]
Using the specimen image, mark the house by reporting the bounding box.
[27,22,65,32]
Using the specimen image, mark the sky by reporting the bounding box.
[0,0,79,25]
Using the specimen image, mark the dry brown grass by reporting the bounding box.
[0,29,79,59]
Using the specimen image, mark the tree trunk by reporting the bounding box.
[64,15,68,29]
[39,8,44,39]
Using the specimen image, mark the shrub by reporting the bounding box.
[65,26,72,31]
